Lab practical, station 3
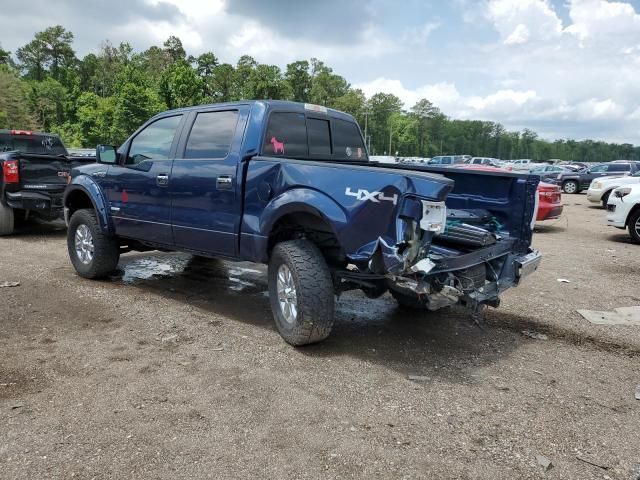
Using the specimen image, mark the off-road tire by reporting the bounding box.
[68,209,120,279]
[390,289,427,310]
[0,201,14,236]
[601,190,611,208]
[628,209,640,244]
[562,180,579,194]
[268,240,335,346]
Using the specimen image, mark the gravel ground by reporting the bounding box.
[1,194,639,479]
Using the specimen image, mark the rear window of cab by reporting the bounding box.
[262,112,367,161]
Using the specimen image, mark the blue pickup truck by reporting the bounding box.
[64,100,541,345]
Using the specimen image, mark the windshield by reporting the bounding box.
[0,133,67,155]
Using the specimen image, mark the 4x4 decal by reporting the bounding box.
[345,187,398,205]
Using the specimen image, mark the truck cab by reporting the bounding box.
[64,101,541,346]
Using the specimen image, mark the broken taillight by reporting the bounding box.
[2,160,19,184]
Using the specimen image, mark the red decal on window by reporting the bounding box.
[122,190,129,203]
[270,136,285,154]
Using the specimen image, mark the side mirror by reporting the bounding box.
[96,145,117,164]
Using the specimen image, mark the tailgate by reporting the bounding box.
[18,154,95,188]
[383,164,540,251]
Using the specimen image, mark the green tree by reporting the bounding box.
[0,44,14,67]
[159,60,204,109]
[163,36,186,63]
[0,66,35,129]
[284,60,311,102]
[25,77,67,131]
[210,63,236,102]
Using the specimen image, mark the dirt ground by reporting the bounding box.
[1,194,639,479]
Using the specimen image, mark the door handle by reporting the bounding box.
[156,173,169,187]
[216,175,234,190]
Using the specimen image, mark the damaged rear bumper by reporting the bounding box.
[387,245,542,311]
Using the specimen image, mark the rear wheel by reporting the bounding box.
[0,201,14,236]
[562,180,579,194]
[628,209,640,244]
[601,190,611,208]
[67,209,120,278]
[268,240,335,346]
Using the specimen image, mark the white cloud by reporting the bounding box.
[487,0,562,45]
[565,0,640,45]
[504,24,530,44]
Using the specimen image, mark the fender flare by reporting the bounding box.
[260,187,348,244]
[64,175,113,234]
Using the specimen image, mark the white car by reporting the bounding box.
[506,159,546,171]
[587,171,640,206]
[607,184,640,243]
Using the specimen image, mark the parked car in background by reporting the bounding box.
[369,155,398,164]
[428,155,468,166]
[607,184,640,243]
[551,162,638,194]
[587,171,640,207]
[64,100,541,345]
[0,129,95,235]
[469,157,502,167]
[529,165,574,181]
[536,182,563,221]
[504,158,545,172]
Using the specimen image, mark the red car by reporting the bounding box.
[449,164,563,221]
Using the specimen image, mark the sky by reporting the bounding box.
[1,0,640,144]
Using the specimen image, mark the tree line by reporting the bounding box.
[0,25,638,162]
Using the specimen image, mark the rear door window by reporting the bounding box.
[184,110,238,159]
[263,112,308,157]
[307,118,331,155]
[332,118,366,160]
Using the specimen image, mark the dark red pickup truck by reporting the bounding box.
[0,129,94,235]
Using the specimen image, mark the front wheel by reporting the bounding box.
[601,191,611,208]
[67,209,120,278]
[0,201,14,236]
[268,240,335,346]
[562,180,579,194]
[628,209,640,244]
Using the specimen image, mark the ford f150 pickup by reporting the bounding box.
[63,101,541,345]
[0,129,95,235]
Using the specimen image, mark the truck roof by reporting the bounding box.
[0,129,62,137]
[156,100,357,123]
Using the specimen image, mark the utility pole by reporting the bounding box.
[389,123,393,157]
[363,111,369,148]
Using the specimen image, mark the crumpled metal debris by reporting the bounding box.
[0,281,20,288]
[577,306,640,326]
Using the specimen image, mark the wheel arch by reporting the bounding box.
[64,178,113,234]
[626,202,640,227]
[261,188,348,264]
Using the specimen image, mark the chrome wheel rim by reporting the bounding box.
[635,217,640,236]
[74,224,94,265]
[564,182,577,193]
[277,264,298,324]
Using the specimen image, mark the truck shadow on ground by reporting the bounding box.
[113,252,525,383]
[9,219,66,240]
